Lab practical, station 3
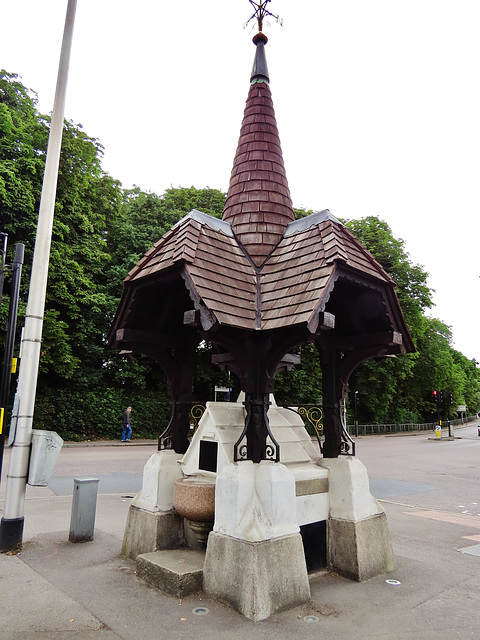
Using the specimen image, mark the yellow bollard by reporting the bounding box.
[435,426,442,439]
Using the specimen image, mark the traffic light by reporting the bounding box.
[438,390,443,403]
[432,390,438,400]
[448,393,453,406]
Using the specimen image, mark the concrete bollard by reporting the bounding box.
[69,478,100,543]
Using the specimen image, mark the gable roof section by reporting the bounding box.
[126,214,202,283]
[259,216,394,331]
[123,210,257,331]
[185,224,257,330]
[319,220,394,283]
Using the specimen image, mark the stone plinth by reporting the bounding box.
[122,506,182,560]
[204,531,310,621]
[122,450,184,559]
[328,512,395,581]
[212,460,299,541]
[319,456,395,580]
[203,460,311,620]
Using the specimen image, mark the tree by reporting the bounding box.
[1,71,477,439]
[344,218,479,422]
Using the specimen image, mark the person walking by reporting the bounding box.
[121,406,132,442]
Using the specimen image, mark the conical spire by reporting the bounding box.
[223,33,295,267]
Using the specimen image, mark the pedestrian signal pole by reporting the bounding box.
[0,243,25,484]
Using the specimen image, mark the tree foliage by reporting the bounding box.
[343,218,479,423]
[0,72,478,441]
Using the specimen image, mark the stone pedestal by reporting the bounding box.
[122,450,184,559]
[202,461,311,621]
[319,457,395,581]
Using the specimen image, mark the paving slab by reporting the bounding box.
[136,549,204,597]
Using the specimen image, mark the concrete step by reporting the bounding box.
[136,549,205,598]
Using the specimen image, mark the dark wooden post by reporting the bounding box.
[317,341,343,458]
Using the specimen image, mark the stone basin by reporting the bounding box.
[173,476,215,523]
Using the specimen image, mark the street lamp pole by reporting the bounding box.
[0,0,77,552]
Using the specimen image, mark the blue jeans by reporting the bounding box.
[122,424,131,441]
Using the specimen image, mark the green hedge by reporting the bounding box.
[33,387,172,442]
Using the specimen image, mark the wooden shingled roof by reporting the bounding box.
[109,33,413,355]
[222,33,295,267]
[116,206,405,336]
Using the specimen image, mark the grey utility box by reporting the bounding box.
[69,477,100,543]
[28,429,64,486]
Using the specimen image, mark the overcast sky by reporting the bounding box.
[2,0,479,364]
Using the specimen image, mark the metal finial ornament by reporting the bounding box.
[245,0,282,33]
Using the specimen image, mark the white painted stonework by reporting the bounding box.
[213,460,299,542]
[132,450,183,512]
[180,395,329,530]
[319,456,384,521]
[180,395,321,478]
[296,493,329,526]
[180,402,245,478]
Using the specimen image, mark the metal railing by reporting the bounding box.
[346,414,478,436]
[189,403,478,438]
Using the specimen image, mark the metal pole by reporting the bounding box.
[354,390,358,437]
[0,234,7,313]
[0,243,25,485]
[0,0,77,552]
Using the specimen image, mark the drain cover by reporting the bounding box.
[192,607,209,616]
[303,615,319,622]
[386,579,401,585]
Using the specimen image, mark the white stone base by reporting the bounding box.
[213,460,299,541]
[132,450,183,512]
[203,460,311,620]
[203,531,311,621]
[121,505,183,560]
[122,449,184,559]
[319,456,395,580]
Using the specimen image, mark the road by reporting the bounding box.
[359,421,480,515]
[2,421,479,509]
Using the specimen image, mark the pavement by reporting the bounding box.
[1,423,480,639]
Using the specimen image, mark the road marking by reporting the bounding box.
[456,544,480,557]
[405,510,480,529]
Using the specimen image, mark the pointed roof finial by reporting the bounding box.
[245,0,282,35]
[223,1,294,267]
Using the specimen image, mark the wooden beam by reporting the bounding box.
[308,310,335,334]
[115,329,182,348]
[334,331,403,351]
[183,309,200,326]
